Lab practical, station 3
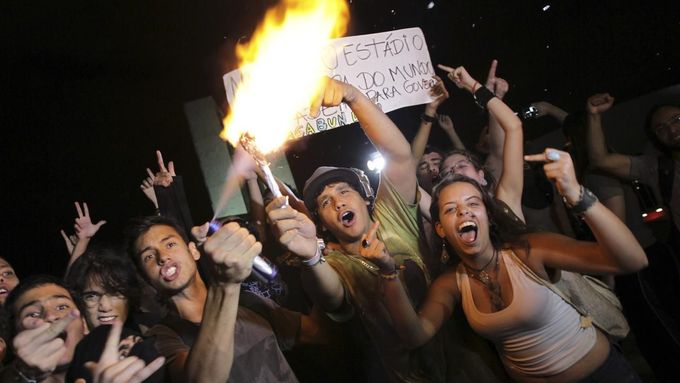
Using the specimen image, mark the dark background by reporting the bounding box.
[3,0,680,277]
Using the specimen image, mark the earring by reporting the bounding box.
[441,241,450,264]
[480,178,488,186]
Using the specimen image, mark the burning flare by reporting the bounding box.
[221,0,349,154]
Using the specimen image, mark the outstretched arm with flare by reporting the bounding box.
[311,78,418,203]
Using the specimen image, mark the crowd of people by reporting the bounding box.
[1,60,679,383]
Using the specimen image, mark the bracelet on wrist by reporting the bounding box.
[12,362,44,383]
[302,238,326,267]
[563,185,598,216]
[473,86,496,109]
[420,113,437,123]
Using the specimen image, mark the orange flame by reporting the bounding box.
[221,0,349,154]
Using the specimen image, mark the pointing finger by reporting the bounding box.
[364,221,381,244]
[437,64,454,73]
[156,150,168,173]
[486,59,498,80]
[100,320,124,363]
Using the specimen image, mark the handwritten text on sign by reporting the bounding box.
[223,27,436,139]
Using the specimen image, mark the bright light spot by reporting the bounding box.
[472,23,476,28]
[642,213,648,218]
[367,152,385,173]
[542,4,551,11]
[656,207,664,212]
[221,0,349,154]
[427,1,435,9]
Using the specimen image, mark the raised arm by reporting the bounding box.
[524,149,647,275]
[585,93,632,179]
[438,114,466,151]
[311,77,417,203]
[439,62,524,220]
[411,76,450,160]
[265,196,345,312]
[181,222,262,382]
[531,101,569,124]
[67,201,106,272]
[359,222,458,348]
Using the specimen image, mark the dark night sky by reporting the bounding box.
[3,0,680,278]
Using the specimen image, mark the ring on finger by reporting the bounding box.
[361,239,371,249]
[546,150,561,162]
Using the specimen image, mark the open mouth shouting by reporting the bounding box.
[458,221,478,244]
[161,262,180,282]
[0,287,8,297]
[97,315,117,324]
[340,211,355,227]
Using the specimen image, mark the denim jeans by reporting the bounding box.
[579,343,641,383]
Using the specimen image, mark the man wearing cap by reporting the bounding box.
[267,78,441,382]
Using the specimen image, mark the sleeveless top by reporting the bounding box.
[456,251,596,376]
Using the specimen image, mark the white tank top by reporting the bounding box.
[456,250,596,376]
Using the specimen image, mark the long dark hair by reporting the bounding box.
[65,246,141,319]
[430,174,529,263]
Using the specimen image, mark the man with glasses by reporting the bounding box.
[586,93,680,382]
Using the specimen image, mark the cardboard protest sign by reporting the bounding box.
[223,27,436,139]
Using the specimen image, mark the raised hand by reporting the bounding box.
[425,75,449,114]
[586,93,615,115]
[437,64,478,93]
[13,310,80,378]
[524,148,581,205]
[203,222,262,285]
[309,77,358,117]
[60,229,78,255]
[78,320,165,383]
[359,221,395,272]
[140,167,158,208]
[266,196,318,259]
[483,59,509,99]
[232,144,259,181]
[438,114,455,133]
[153,150,175,187]
[74,202,106,240]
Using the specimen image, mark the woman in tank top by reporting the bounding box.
[360,148,647,382]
